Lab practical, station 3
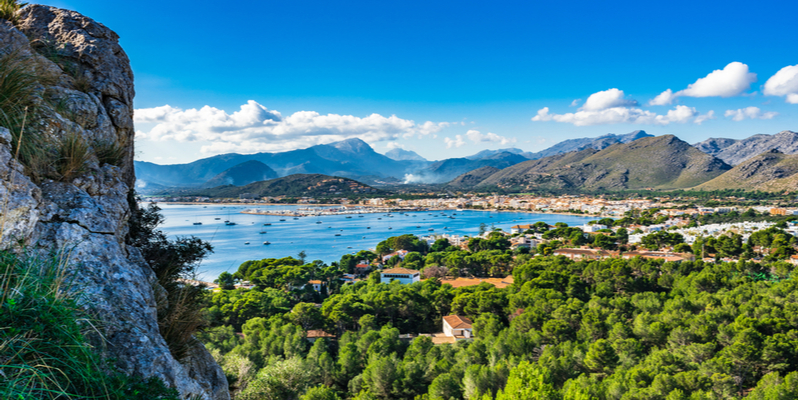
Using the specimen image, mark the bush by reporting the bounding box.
[127,197,213,360]
[0,248,180,399]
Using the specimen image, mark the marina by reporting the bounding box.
[156,204,595,281]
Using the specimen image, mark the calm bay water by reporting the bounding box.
[155,204,595,281]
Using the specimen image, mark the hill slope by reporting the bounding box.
[446,166,502,189]
[411,152,529,183]
[470,135,731,191]
[693,150,798,192]
[693,130,797,165]
[194,174,380,198]
[201,160,278,188]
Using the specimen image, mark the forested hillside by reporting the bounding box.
[199,231,798,399]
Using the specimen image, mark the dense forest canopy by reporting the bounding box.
[199,220,798,400]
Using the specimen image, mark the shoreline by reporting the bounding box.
[147,201,609,219]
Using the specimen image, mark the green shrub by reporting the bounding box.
[0,248,180,399]
[127,197,214,360]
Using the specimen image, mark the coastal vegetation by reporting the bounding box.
[199,223,798,399]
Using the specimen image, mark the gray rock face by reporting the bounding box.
[0,5,228,400]
[693,131,798,165]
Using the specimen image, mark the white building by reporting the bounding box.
[581,224,607,233]
[380,267,420,284]
[443,315,473,339]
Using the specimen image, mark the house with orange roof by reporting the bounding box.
[306,329,336,343]
[443,315,473,339]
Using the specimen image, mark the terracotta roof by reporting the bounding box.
[308,280,322,284]
[355,263,370,269]
[306,330,336,338]
[443,315,473,329]
[440,275,514,289]
[382,267,420,275]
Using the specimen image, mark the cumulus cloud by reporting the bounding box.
[694,110,715,124]
[531,104,710,126]
[134,100,447,155]
[724,107,778,121]
[580,88,638,111]
[385,142,405,150]
[464,129,516,145]
[649,62,757,105]
[763,65,798,104]
[444,135,466,148]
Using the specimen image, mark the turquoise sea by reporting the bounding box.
[155,204,595,281]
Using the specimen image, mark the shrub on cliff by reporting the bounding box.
[0,249,181,399]
[127,195,214,360]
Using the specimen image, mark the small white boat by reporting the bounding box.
[244,242,250,245]
[263,241,270,245]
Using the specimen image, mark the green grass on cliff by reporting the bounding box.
[0,249,181,399]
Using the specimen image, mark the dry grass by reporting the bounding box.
[94,139,127,167]
[54,131,91,181]
[0,0,27,26]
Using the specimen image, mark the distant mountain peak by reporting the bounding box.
[385,148,428,162]
[328,137,373,153]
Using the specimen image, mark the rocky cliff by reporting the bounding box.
[0,5,228,399]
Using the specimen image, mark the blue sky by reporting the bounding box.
[42,0,799,163]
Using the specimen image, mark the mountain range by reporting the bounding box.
[692,130,797,165]
[693,149,798,192]
[134,130,797,193]
[451,135,735,191]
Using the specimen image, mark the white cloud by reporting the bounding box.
[570,99,582,107]
[134,100,447,155]
[444,135,465,148]
[532,105,705,126]
[385,142,405,150]
[464,129,516,145]
[694,110,715,124]
[763,65,798,104]
[649,62,757,105]
[649,89,675,106]
[581,88,638,111]
[724,107,778,121]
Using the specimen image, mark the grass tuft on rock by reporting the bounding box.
[0,248,181,399]
[0,0,26,26]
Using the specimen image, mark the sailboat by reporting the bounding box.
[225,212,236,225]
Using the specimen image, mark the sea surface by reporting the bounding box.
[155,204,595,281]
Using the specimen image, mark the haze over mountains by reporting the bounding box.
[135,130,797,193]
